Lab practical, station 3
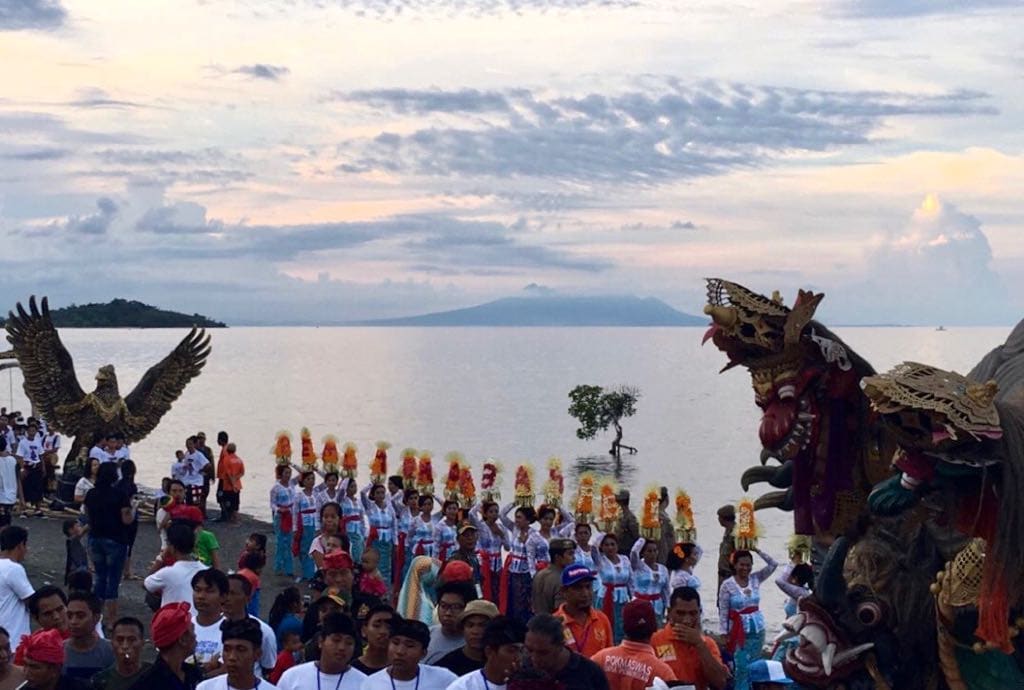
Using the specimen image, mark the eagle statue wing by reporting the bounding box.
[5,296,87,435]
[122,327,211,443]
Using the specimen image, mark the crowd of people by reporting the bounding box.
[0,413,814,689]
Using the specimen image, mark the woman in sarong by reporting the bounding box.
[592,530,632,643]
[718,548,778,690]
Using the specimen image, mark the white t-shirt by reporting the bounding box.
[193,615,226,665]
[361,665,457,690]
[16,436,44,466]
[74,477,95,502]
[182,452,210,486]
[448,670,507,690]
[90,445,115,464]
[144,560,209,614]
[277,661,367,690]
[0,454,19,504]
[42,433,60,453]
[0,557,34,644]
[193,615,276,673]
[196,676,278,690]
[114,446,131,462]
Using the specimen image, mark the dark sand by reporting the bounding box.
[18,504,291,629]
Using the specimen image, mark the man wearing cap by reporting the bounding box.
[128,602,202,690]
[553,565,612,658]
[716,505,736,593]
[591,600,676,689]
[447,615,525,690]
[435,600,499,676]
[747,659,794,687]
[651,586,727,690]
[531,538,576,615]
[16,628,86,690]
[423,581,476,664]
[447,523,481,583]
[362,617,457,690]
[276,612,365,690]
[195,618,276,690]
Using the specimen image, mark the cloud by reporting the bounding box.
[135,201,223,235]
[620,220,698,231]
[233,64,290,81]
[2,147,69,161]
[336,82,995,185]
[838,0,1019,18]
[0,0,65,31]
[35,197,119,236]
[829,194,1010,324]
[65,87,145,109]
[281,0,636,20]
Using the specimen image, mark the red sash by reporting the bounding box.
[601,582,629,623]
[368,526,379,548]
[635,592,660,602]
[393,533,407,590]
[498,553,518,614]
[277,508,293,534]
[726,606,759,653]
[479,550,494,600]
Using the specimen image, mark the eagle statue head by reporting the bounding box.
[94,365,119,393]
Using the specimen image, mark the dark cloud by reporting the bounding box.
[233,64,290,81]
[838,0,1019,17]
[336,82,995,185]
[2,147,69,161]
[0,0,66,31]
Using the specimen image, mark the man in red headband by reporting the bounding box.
[127,602,201,690]
[322,550,354,605]
[17,628,84,690]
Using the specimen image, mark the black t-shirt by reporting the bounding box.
[510,652,610,690]
[84,486,130,543]
[435,647,484,676]
[350,657,386,676]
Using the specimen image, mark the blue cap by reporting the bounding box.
[561,564,596,587]
[748,660,793,685]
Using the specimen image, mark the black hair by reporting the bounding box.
[220,616,263,647]
[323,470,340,480]
[731,549,753,571]
[435,581,477,605]
[482,615,526,649]
[537,506,555,520]
[481,500,498,514]
[61,519,78,537]
[29,585,68,617]
[240,551,266,571]
[548,540,575,560]
[167,522,196,554]
[0,625,9,639]
[269,586,302,632]
[388,616,430,649]
[169,479,186,491]
[217,431,229,445]
[0,525,28,551]
[320,501,341,520]
[120,459,137,481]
[666,542,697,571]
[387,475,403,488]
[192,567,230,595]
[0,436,6,452]
[515,506,537,523]
[67,570,93,593]
[669,585,702,608]
[228,573,253,598]
[418,495,433,508]
[403,488,419,502]
[113,616,145,637]
[791,563,814,589]
[275,464,290,479]
[68,590,102,614]
[95,462,118,488]
[247,533,268,551]
[362,603,395,626]
[442,499,459,513]
[322,611,359,643]
[525,613,564,646]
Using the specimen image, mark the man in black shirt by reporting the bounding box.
[435,599,498,676]
[511,613,610,690]
[128,602,202,690]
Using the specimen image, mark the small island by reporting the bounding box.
[2,298,227,328]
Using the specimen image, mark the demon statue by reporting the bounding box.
[704,278,1024,689]
[5,296,211,465]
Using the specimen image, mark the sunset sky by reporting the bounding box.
[2,0,1022,324]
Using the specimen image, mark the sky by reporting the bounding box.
[1,0,1023,325]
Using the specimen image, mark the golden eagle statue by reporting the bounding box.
[5,296,211,465]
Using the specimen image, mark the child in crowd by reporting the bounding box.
[353,547,388,618]
[63,519,89,586]
[238,550,266,617]
[193,521,221,570]
[268,630,305,684]
[238,532,267,570]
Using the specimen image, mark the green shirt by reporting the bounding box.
[90,661,152,690]
[195,529,220,566]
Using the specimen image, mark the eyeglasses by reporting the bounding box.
[437,602,465,613]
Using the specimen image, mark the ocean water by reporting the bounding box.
[2,325,1011,628]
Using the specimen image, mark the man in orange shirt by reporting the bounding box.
[216,442,245,524]
[592,599,676,689]
[553,565,613,658]
[651,586,728,689]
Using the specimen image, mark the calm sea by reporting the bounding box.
[2,325,1010,627]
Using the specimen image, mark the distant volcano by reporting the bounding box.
[352,294,704,327]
